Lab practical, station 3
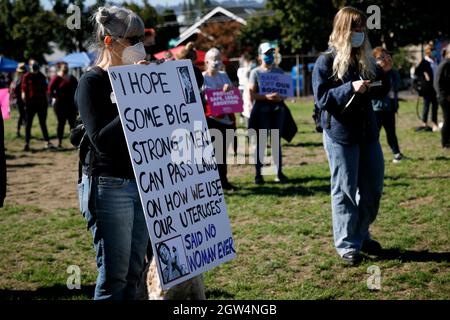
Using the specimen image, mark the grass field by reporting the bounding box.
[0,96,449,300]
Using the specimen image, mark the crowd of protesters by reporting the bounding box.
[0,3,449,300]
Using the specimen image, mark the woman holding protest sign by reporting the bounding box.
[202,47,237,191]
[75,5,150,300]
[312,7,391,265]
[248,42,289,185]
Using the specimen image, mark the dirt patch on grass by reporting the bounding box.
[5,144,79,212]
[399,196,434,209]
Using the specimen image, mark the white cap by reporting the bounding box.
[258,42,275,55]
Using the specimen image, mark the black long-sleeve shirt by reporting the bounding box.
[74,66,134,179]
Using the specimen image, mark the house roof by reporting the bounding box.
[175,6,248,47]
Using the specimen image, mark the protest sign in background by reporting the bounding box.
[108,60,235,290]
[258,73,294,97]
[0,89,10,120]
[205,88,243,116]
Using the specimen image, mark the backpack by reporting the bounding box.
[70,117,94,183]
[312,51,334,133]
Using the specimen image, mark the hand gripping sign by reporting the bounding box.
[204,88,243,116]
[107,60,236,290]
[257,73,294,98]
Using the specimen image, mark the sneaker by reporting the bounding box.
[361,239,382,255]
[393,153,403,163]
[255,175,265,185]
[432,124,440,132]
[415,125,432,132]
[274,173,289,183]
[341,250,362,266]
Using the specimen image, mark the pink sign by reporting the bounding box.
[0,88,10,120]
[205,88,243,116]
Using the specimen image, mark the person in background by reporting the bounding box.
[237,53,252,126]
[143,28,156,60]
[75,5,150,300]
[371,47,405,163]
[434,43,450,149]
[415,44,439,131]
[0,106,6,208]
[175,42,203,85]
[312,7,391,265]
[48,62,78,148]
[10,62,27,137]
[21,59,53,151]
[248,42,288,185]
[202,47,237,191]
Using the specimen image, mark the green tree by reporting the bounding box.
[338,0,449,49]
[238,12,282,56]
[52,0,93,53]
[266,0,336,54]
[264,0,450,54]
[122,0,158,28]
[8,0,57,62]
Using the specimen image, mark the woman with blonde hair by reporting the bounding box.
[75,5,150,299]
[312,7,391,265]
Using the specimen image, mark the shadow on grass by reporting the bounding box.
[372,248,450,263]
[231,177,331,197]
[205,288,235,299]
[7,162,53,168]
[385,174,450,181]
[0,285,94,300]
[285,141,323,148]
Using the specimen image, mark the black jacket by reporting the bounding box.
[415,58,437,96]
[434,58,450,101]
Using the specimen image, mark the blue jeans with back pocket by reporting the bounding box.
[78,174,150,300]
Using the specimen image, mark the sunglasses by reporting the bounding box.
[125,36,144,45]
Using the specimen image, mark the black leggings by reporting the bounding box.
[422,93,438,124]
[54,101,77,143]
[375,111,400,155]
[16,102,26,134]
[25,103,49,144]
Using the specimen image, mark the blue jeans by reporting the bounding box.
[323,132,384,257]
[78,174,150,300]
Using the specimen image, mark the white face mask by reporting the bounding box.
[351,32,365,48]
[121,42,146,65]
[208,59,222,71]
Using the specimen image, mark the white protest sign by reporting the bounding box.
[258,72,294,97]
[107,60,236,290]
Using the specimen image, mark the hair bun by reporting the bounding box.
[95,7,111,25]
